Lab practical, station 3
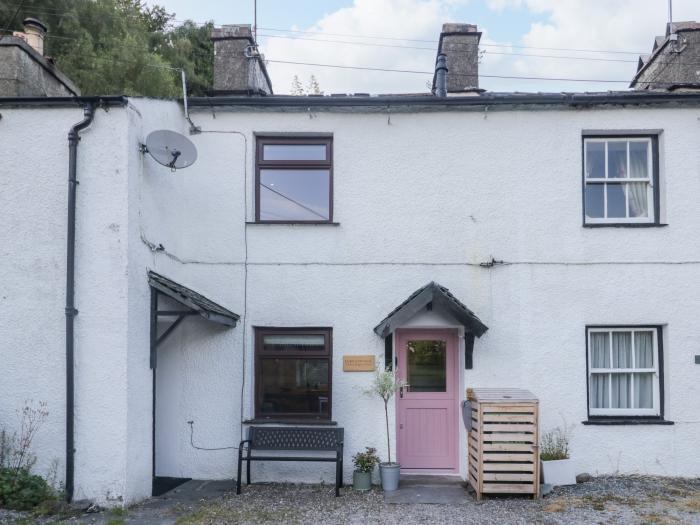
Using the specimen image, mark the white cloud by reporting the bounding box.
[486,0,523,12]
[487,0,699,92]
[261,0,465,94]
[259,0,698,94]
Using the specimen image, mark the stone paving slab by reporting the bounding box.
[384,475,472,504]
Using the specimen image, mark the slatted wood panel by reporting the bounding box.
[466,388,539,501]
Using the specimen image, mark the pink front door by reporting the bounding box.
[396,328,459,472]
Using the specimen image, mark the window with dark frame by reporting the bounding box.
[586,326,664,420]
[255,137,333,223]
[254,327,332,420]
[583,136,660,226]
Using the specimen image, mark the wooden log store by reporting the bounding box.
[466,388,540,500]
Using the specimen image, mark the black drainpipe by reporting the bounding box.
[65,104,95,502]
[435,53,448,97]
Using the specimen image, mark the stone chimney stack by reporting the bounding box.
[433,23,482,95]
[0,16,79,96]
[22,17,47,56]
[210,24,273,95]
[631,21,700,91]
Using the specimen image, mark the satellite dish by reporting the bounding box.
[143,130,197,170]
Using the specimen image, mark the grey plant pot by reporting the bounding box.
[353,471,372,491]
[379,462,400,491]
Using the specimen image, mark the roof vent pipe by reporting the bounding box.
[435,53,448,97]
[22,17,47,56]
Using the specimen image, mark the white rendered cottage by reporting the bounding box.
[1,21,700,506]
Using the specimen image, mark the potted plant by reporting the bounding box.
[352,447,379,491]
[540,424,576,486]
[364,366,408,491]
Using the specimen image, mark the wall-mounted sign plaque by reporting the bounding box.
[343,355,375,372]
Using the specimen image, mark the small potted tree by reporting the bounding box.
[364,366,408,491]
[540,424,576,486]
[352,447,379,491]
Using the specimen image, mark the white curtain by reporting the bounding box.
[611,333,632,408]
[590,333,609,408]
[612,332,632,367]
[628,182,648,217]
[635,331,654,367]
[634,331,654,408]
[628,143,649,217]
[591,332,609,367]
[611,374,630,408]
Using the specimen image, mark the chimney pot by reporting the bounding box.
[22,17,47,56]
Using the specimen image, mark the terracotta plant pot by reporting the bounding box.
[353,470,372,491]
[379,462,400,491]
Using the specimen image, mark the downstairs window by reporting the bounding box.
[587,327,662,417]
[254,327,332,420]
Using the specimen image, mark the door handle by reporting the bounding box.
[399,386,404,398]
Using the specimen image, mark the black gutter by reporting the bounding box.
[65,104,96,502]
[187,91,700,109]
[0,96,128,108]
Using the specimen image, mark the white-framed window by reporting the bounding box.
[583,137,657,225]
[587,327,661,417]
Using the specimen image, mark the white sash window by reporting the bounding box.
[588,327,661,417]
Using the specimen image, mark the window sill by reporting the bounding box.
[582,418,674,425]
[583,223,667,228]
[246,221,340,226]
[243,419,338,426]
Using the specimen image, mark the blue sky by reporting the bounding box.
[164,0,541,42]
[155,0,698,94]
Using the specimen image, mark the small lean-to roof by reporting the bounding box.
[373,281,488,338]
[148,271,239,327]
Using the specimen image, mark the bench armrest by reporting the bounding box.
[239,439,252,450]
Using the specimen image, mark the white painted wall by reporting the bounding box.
[0,103,152,505]
[3,98,700,506]
[140,102,700,485]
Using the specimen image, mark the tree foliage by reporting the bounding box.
[291,74,322,95]
[0,0,214,97]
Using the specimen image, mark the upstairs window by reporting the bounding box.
[587,327,662,418]
[255,137,333,222]
[583,137,659,225]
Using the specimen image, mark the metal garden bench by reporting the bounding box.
[237,426,345,496]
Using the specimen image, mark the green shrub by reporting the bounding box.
[0,401,55,511]
[0,467,52,510]
[352,447,380,473]
[540,426,572,461]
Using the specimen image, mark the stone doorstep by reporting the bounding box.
[384,475,472,505]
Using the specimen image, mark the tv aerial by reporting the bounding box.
[141,130,197,171]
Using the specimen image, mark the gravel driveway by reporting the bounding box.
[2,476,699,524]
[176,476,700,525]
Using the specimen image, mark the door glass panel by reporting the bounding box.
[407,340,446,392]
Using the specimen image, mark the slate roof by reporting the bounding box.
[373,281,488,338]
[148,271,239,327]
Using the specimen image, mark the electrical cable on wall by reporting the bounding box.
[187,421,238,451]
[195,128,250,442]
